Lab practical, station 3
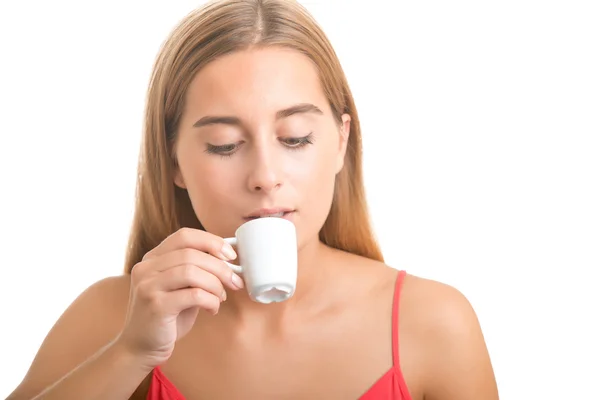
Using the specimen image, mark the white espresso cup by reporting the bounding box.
[223,217,297,304]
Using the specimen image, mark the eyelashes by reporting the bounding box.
[205,142,238,155]
[280,132,315,148]
[205,132,315,157]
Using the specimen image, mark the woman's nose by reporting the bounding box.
[246,146,283,193]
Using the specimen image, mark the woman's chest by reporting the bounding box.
[156,323,393,399]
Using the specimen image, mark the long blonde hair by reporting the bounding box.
[124,0,383,273]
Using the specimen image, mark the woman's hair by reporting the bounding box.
[124,0,383,273]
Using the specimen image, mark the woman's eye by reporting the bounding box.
[281,133,315,148]
[205,143,238,156]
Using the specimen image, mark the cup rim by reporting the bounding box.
[236,216,294,234]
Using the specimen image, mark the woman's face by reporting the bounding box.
[174,47,350,249]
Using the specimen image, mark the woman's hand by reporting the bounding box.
[116,227,244,368]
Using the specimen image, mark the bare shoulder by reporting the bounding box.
[399,273,499,400]
[8,274,131,399]
[401,273,480,332]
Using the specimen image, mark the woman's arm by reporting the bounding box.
[29,338,151,400]
[6,275,150,400]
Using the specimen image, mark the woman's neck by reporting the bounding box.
[220,236,336,326]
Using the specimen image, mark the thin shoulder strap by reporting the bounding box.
[392,270,407,368]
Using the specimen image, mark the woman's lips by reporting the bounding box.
[244,211,295,221]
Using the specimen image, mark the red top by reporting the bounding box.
[147,270,412,400]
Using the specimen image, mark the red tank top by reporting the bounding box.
[147,270,412,400]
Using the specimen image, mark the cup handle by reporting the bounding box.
[223,237,243,274]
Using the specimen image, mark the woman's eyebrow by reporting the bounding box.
[192,103,323,129]
[275,103,323,119]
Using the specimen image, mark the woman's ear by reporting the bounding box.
[173,159,187,189]
[174,172,186,189]
[336,113,351,173]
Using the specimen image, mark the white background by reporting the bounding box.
[1,1,598,399]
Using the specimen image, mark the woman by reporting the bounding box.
[8,0,498,399]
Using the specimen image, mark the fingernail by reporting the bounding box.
[231,273,244,289]
[221,290,227,301]
[220,242,237,260]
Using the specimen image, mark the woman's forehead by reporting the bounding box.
[184,47,327,116]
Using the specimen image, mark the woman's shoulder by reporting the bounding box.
[37,273,131,348]
[334,250,476,320]
[398,272,498,398]
[38,273,131,356]
[64,274,132,325]
[346,252,478,327]
[401,272,476,320]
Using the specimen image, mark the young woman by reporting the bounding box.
[8,1,498,399]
